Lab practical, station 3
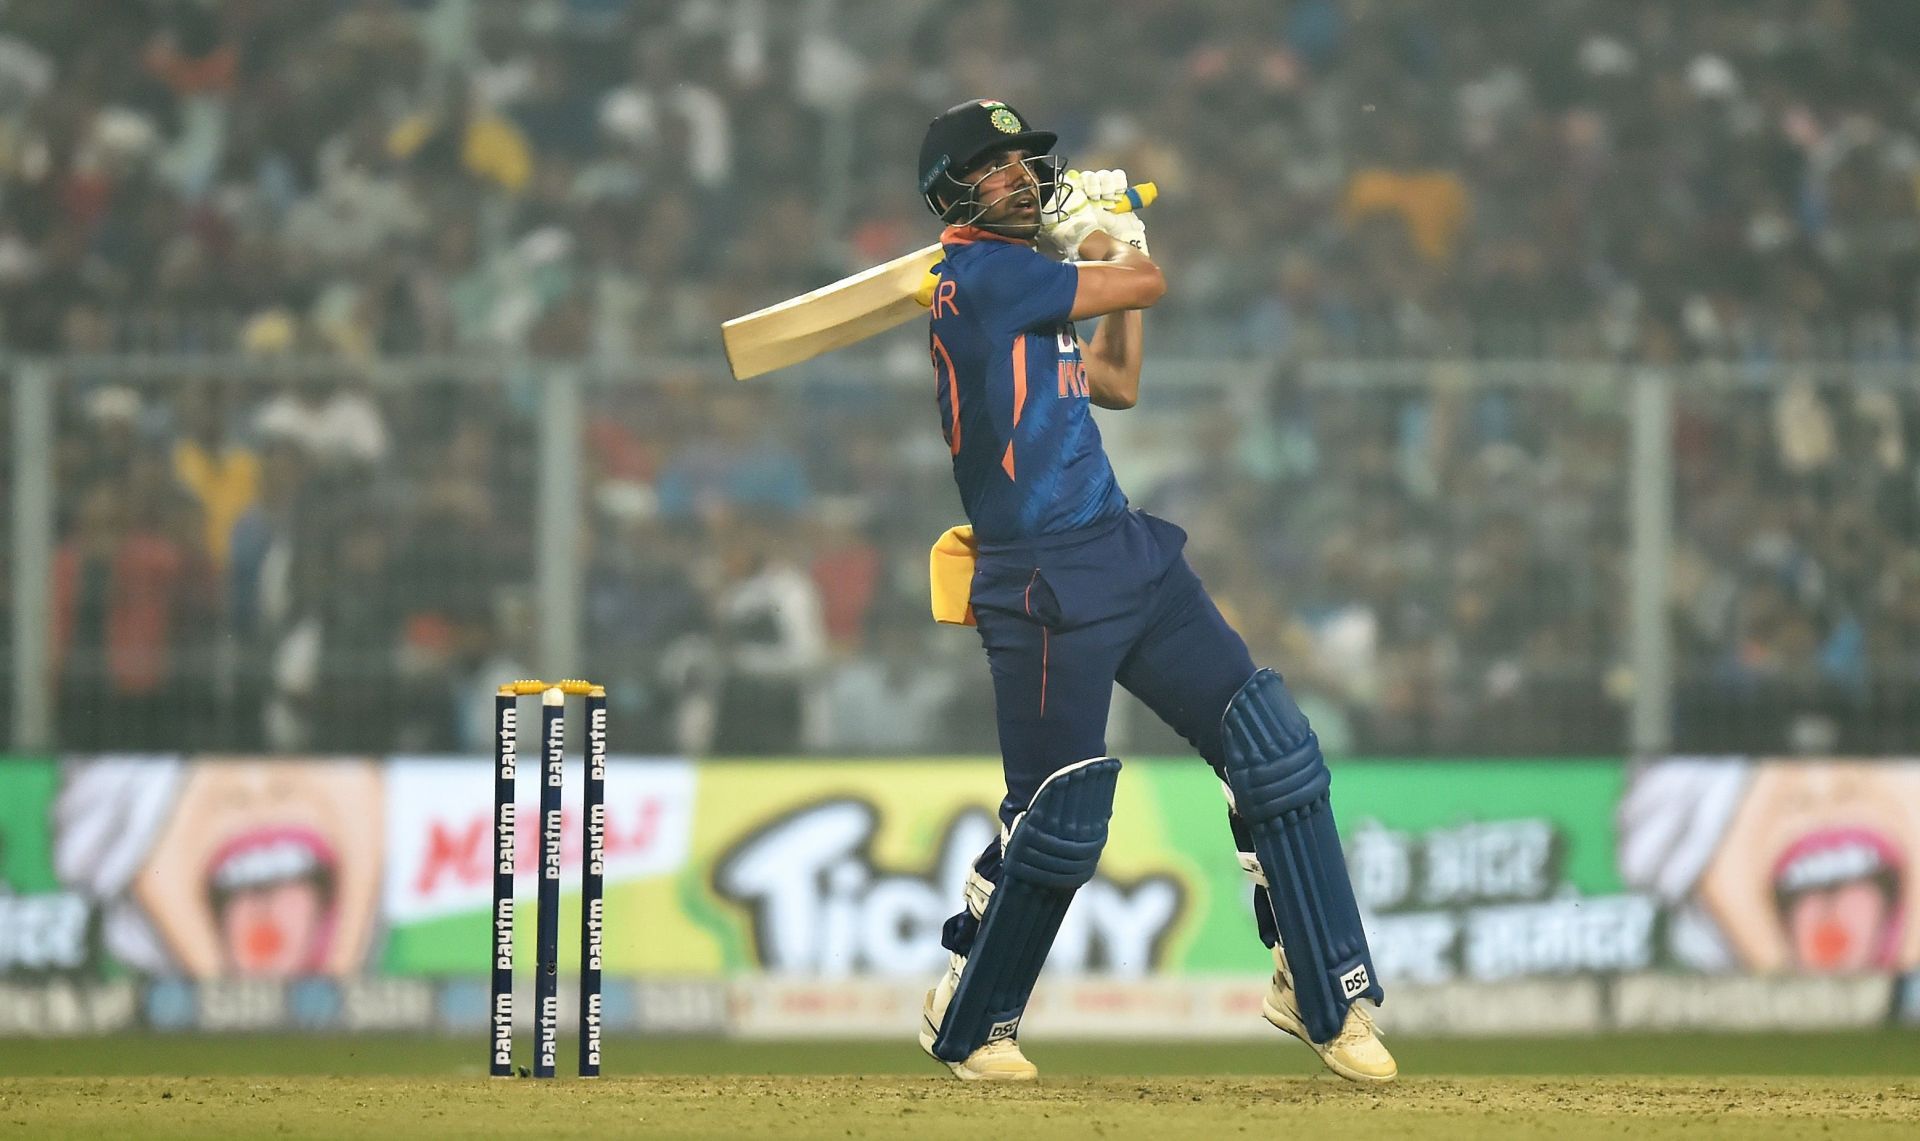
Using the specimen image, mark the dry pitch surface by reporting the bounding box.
[0,1036,1913,1139]
[3,1075,1917,1139]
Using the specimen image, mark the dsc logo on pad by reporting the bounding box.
[1339,965,1371,1000]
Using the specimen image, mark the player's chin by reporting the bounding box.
[983,211,1042,239]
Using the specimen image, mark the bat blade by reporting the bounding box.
[720,182,1157,381]
[722,243,942,380]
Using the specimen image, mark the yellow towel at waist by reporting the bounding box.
[929,524,978,626]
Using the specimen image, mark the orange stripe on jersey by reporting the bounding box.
[932,333,960,456]
[1002,334,1026,480]
[1011,335,1027,428]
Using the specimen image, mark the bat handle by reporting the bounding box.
[914,181,1160,308]
[914,266,943,308]
[1107,182,1157,214]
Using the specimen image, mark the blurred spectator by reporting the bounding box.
[228,436,302,642]
[387,81,532,194]
[819,598,961,754]
[704,518,828,756]
[1341,121,1471,266]
[810,500,882,649]
[597,35,733,189]
[254,377,390,467]
[171,379,257,568]
[584,489,708,755]
[656,392,811,523]
[309,512,400,753]
[52,479,190,750]
[226,434,305,747]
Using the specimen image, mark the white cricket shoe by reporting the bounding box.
[1261,947,1397,1083]
[918,954,1039,1082]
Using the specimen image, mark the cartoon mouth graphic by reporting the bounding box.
[1771,828,1903,972]
[205,826,339,976]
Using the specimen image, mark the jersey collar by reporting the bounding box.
[941,225,1033,247]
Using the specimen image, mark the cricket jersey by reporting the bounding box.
[928,226,1129,542]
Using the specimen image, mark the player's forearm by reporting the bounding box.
[1085,308,1143,409]
[1079,230,1157,272]
[1067,231,1165,320]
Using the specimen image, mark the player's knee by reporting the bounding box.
[1219,668,1328,821]
[1002,756,1120,890]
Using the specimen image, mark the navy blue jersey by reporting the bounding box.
[928,226,1129,542]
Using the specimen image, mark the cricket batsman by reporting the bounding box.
[914,99,1396,1083]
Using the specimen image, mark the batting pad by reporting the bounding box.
[931,756,1121,1063]
[1221,669,1382,1044]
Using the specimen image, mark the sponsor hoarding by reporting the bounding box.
[3,755,389,979]
[666,758,1663,985]
[679,760,1196,978]
[1,754,1914,1036]
[1339,758,1658,984]
[1616,758,1920,976]
[379,757,696,974]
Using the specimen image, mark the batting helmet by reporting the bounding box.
[917,99,1060,222]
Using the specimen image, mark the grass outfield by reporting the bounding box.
[2,1032,1916,1077]
[0,1036,1914,1139]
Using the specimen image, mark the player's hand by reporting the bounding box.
[1075,168,1129,206]
[1075,169,1149,255]
[1040,168,1134,259]
[1095,207,1149,257]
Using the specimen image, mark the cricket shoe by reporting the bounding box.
[918,954,1038,1082]
[1261,946,1397,1083]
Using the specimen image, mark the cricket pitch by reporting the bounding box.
[0,1035,1913,1139]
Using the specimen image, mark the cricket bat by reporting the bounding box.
[722,183,1157,380]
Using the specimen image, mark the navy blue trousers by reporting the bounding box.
[942,509,1277,959]
[970,509,1257,820]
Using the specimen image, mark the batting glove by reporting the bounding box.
[1040,168,1138,259]
[1095,207,1149,257]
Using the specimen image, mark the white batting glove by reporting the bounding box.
[1039,168,1134,259]
[1076,168,1129,206]
[1095,207,1149,256]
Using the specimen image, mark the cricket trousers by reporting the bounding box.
[942,508,1285,955]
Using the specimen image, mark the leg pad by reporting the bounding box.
[930,756,1120,1062]
[1222,670,1382,1043]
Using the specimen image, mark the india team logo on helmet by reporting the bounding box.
[977,100,1022,133]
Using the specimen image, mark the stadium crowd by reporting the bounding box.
[13,359,1917,758]
[1,0,1917,756]
[1,0,1915,357]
